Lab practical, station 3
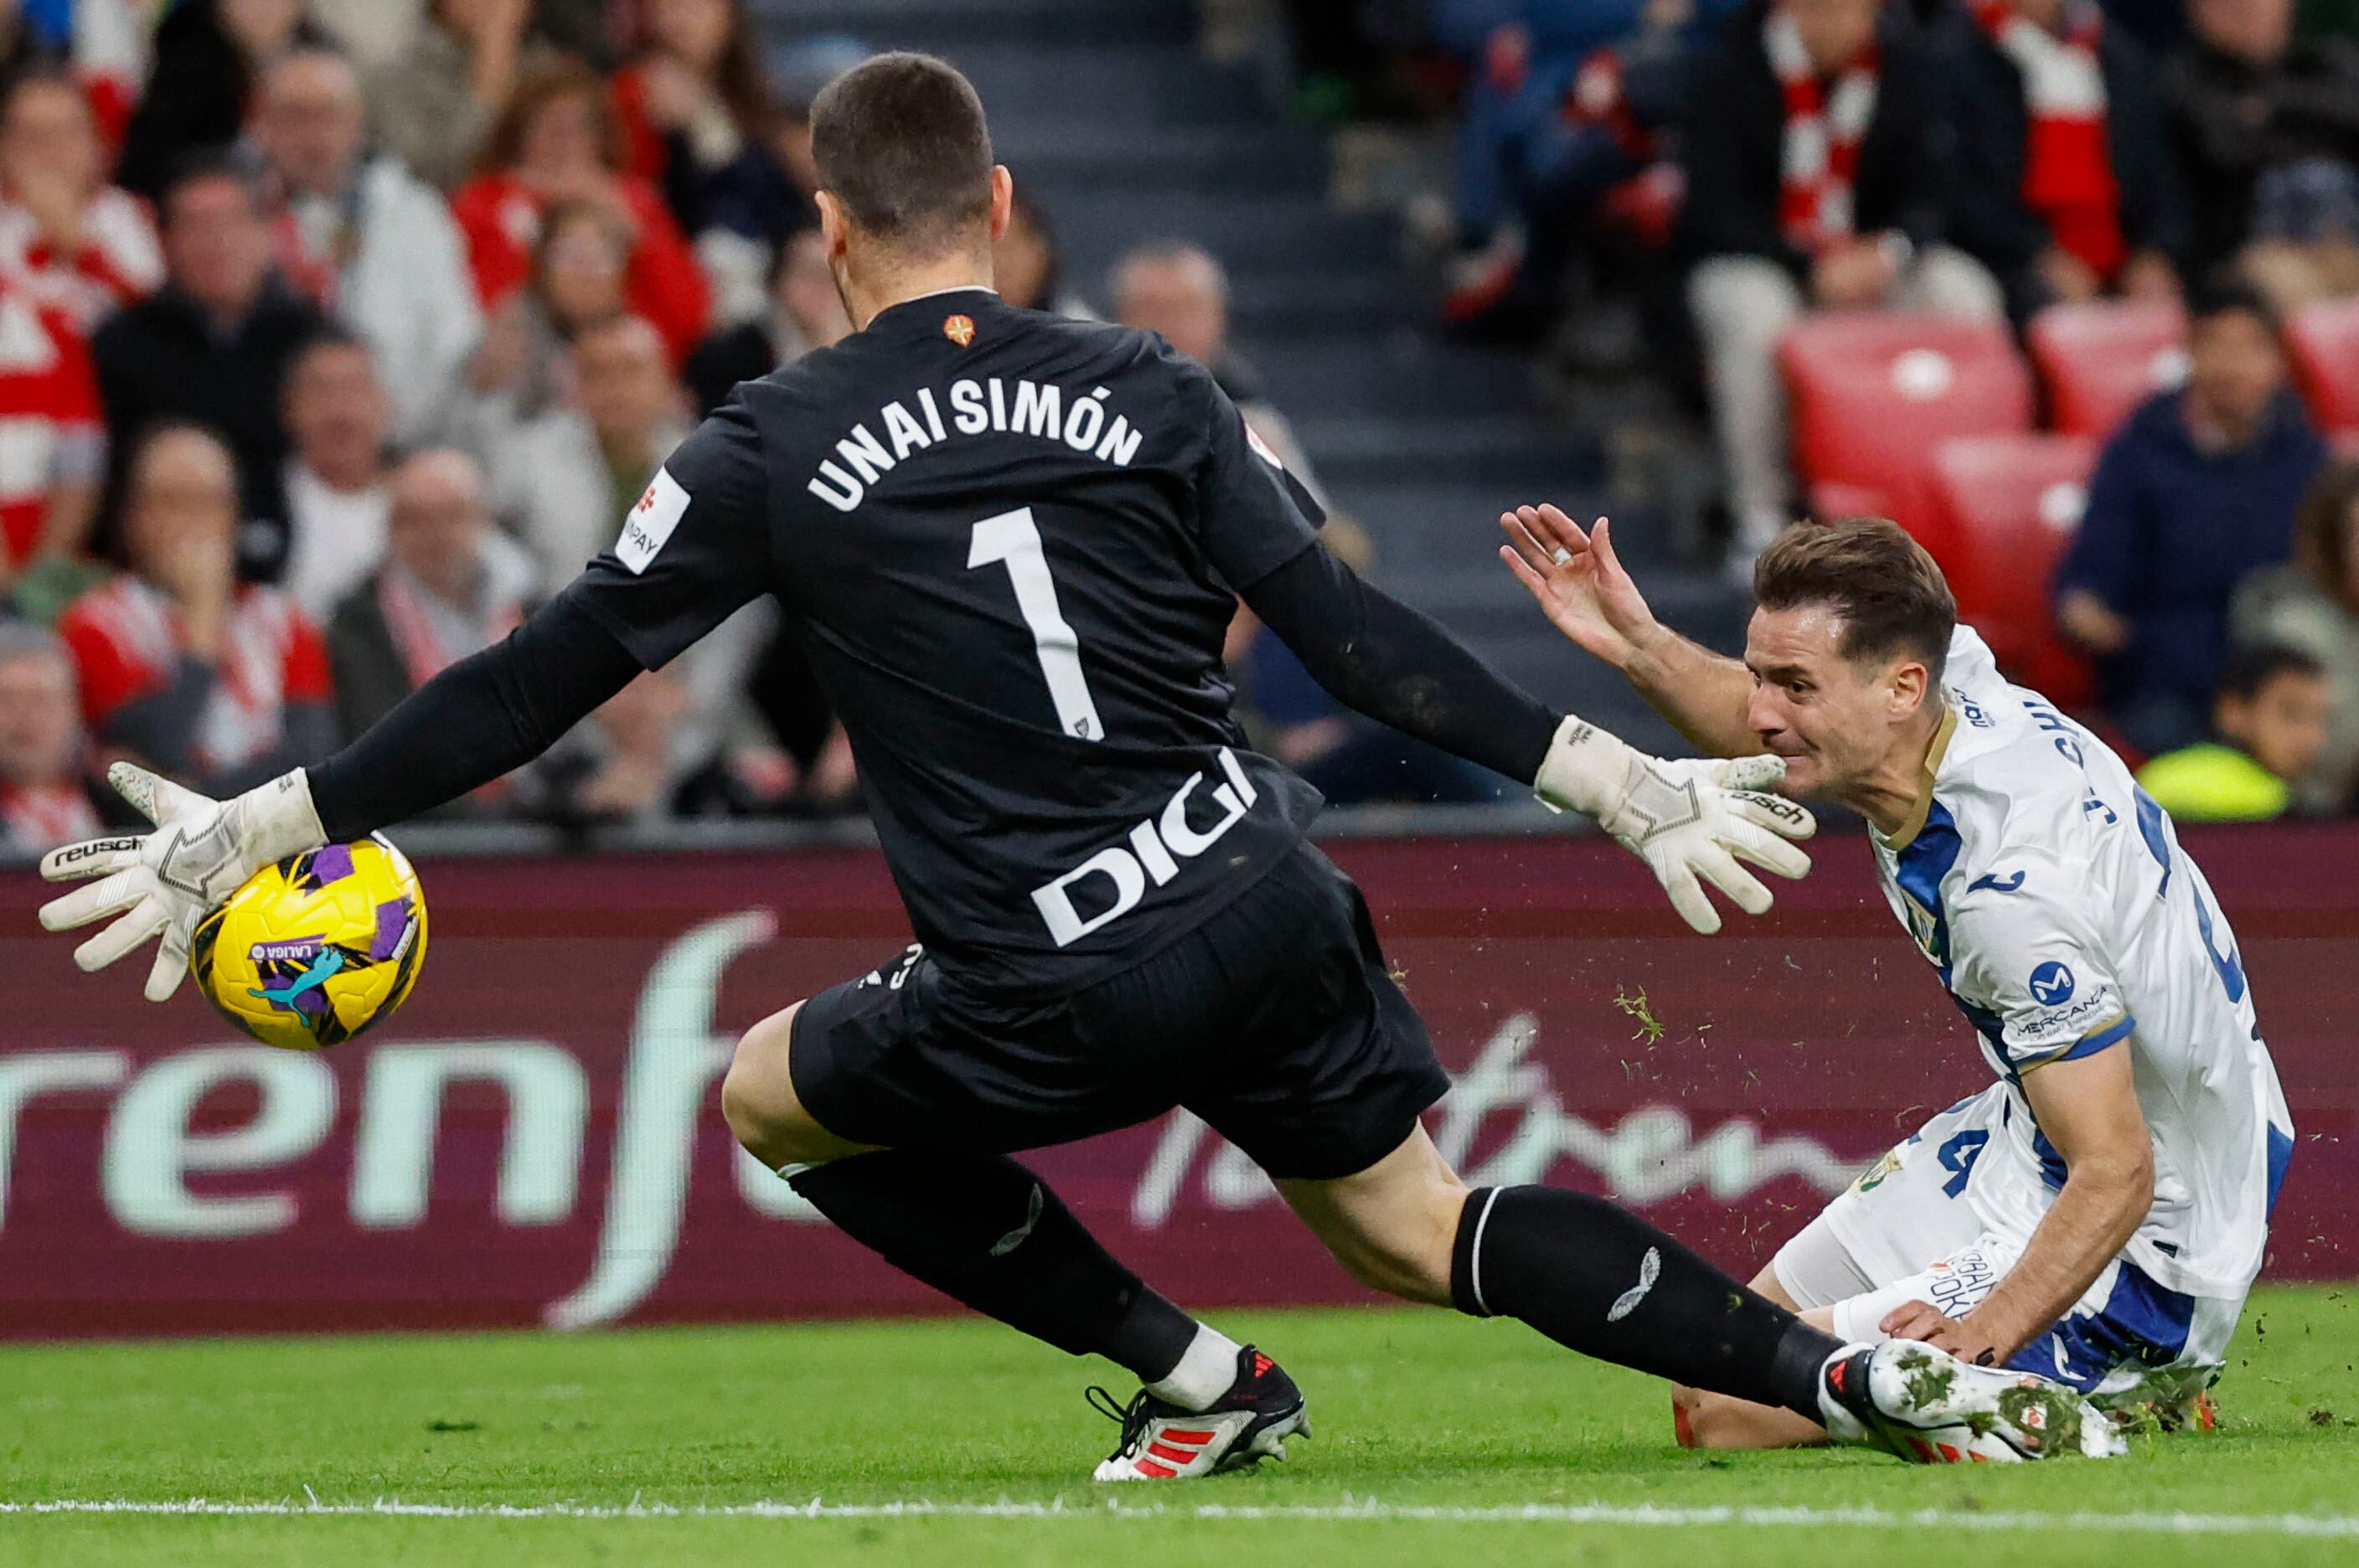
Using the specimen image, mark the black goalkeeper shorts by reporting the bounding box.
[787,842,1448,1181]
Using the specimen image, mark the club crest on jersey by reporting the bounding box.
[1853,1147,1905,1194]
[943,313,975,347]
[1899,890,1946,966]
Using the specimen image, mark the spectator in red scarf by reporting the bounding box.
[0,70,162,330]
[0,621,110,855]
[611,0,802,321]
[0,276,103,594]
[1945,0,2191,321]
[1681,0,2005,567]
[54,423,334,797]
[450,56,711,366]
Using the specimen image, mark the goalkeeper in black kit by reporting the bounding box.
[34,53,2119,1475]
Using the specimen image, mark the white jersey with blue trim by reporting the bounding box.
[1866,627,2294,1301]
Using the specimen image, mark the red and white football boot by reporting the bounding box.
[1090,1345,1310,1481]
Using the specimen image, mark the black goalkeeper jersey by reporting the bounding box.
[567,288,1333,998]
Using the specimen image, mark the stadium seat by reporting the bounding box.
[1924,433,2100,706]
[2026,302,2187,438]
[1780,314,2036,547]
[2284,297,2359,439]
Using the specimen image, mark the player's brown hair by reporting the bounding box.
[809,52,994,255]
[1754,518,1957,682]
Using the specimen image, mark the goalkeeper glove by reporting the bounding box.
[1532,716,1816,934]
[38,763,328,1002]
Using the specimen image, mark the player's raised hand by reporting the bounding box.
[1532,721,1816,934]
[1497,506,1660,670]
[37,764,327,1003]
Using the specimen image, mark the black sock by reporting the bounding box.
[788,1149,1201,1382]
[1452,1185,1841,1425]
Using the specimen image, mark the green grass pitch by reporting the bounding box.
[5,1286,2357,1567]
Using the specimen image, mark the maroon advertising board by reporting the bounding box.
[1,826,2351,1338]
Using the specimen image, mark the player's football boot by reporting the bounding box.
[1816,1340,2127,1462]
[1089,1345,1310,1481]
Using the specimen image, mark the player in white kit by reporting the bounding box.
[1500,510,2294,1446]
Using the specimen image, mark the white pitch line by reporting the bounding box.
[2,1499,2357,1537]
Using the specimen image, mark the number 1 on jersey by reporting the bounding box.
[968,507,1105,741]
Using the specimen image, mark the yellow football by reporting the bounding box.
[188,836,428,1050]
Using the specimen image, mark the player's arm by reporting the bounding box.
[1902,1048,2154,1364]
[1193,375,1814,933]
[37,400,771,999]
[1882,892,2153,1364]
[1496,503,1759,758]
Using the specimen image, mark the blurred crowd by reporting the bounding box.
[1296,0,2359,821]
[0,0,1474,854]
[0,0,890,854]
[4,1,2356,853]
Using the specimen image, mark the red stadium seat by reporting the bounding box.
[2026,302,2186,438]
[1924,433,2100,706]
[1779,314,2036,546]
[2284,297,2359,438]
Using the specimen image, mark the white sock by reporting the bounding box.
[1145,1323,1244,1411]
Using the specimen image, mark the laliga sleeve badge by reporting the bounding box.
[943,314,975,347]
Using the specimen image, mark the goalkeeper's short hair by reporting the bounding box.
[810,52,994,257]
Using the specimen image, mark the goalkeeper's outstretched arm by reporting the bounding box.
[40,397,765,1000]
[1497,504,1760,759]
[1237,534,1816,935]
[34,585,643,1001]
[307,584,643,839]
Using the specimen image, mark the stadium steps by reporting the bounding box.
[751,0,1198,47]
[751,0,1747,740]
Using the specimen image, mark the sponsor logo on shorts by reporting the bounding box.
[1924,1246,2004,1316]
